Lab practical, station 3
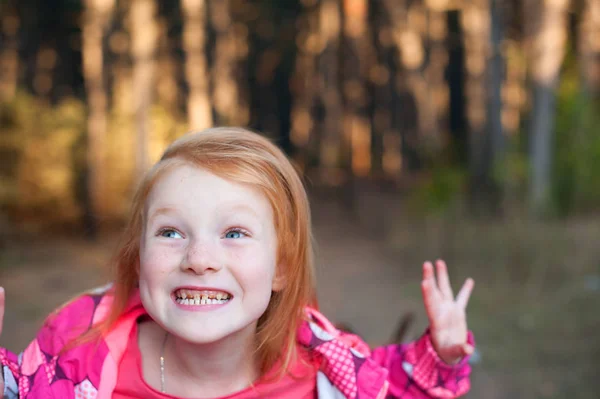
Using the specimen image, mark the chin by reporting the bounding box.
[177,325,253,345]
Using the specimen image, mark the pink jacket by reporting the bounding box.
[1,285,473,398]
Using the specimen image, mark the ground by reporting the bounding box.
[1,194,598,398]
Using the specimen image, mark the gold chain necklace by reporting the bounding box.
[160,332,169,393]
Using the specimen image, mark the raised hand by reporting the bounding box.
[421,260,474,364]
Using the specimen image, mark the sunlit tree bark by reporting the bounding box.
[424,4,450,152]
[382,0,442,169]
[370,1,405,179]
[290,0,321,171]
[156,18,179,113]
[182,0,212,129]
[342,0,373,177]
[501,40,527,137]
[108,5,132,117]
[525,0,570,213]
[461,0,491,185]
[318,0,344,181]
[33,46,58,98]
[210,0,249,125]
[0,5,19,102]
[579,0,600,97]
[487,0,505,210]
[130,0,158,179]
[82,0,115,233]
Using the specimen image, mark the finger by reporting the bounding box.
[422,261,435,281]
[463,343,474,356]
[441,344,474,364]
[0,287,4,337]
[455,278,475,309]
[421,262,442,317]
[435,260,454,299]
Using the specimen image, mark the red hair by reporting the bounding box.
[94,127,317,375]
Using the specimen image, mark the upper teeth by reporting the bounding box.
[175,289,231,305]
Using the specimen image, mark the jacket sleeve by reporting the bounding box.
[370,330,475,399]
[1,347,21,398]
[0,284,114,399]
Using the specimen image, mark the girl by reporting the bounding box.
[0,127,475,398]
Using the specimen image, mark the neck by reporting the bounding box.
[162,325,260,397]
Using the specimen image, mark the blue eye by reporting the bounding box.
[159,229,183,239]
[225,229,246,239]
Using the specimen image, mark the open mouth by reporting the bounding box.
[173,288,232,305]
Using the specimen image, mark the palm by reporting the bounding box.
[421,261,473,364]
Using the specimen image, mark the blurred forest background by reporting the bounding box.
[0,0,599,398]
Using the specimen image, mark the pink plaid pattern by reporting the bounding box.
[74,379,98,399]
[314,339,358,399]
[371,330,474,398]
[0,348,19,379]
[44,356,58,385]
[1,291,473,398]
[19,375,31,397]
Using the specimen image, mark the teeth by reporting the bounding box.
[175,289,231,301]
[176,297,230,306]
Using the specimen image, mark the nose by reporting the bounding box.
[180,238,222,275]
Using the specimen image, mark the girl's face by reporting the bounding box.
[139,164,283,345]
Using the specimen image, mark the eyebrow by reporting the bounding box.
[147,203,263,222]
[217,203,262,219]
[146,206,178,223]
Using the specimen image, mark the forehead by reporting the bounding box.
[145,164,274,216]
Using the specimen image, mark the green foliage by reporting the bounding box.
[409,164,468,214]
[492,136,529,206]
[552,56,600,216]
[0,92,86,229]
[0,91,187,229]
[105,103,187,218]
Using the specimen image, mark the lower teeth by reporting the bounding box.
[176,298,229,305]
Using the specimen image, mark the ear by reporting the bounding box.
[271,264,286,292]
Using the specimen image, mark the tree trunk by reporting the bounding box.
[342,0,372,177]
[0,6,19,103]
[461,0,491,192]
[579,0,600,97]
[33,46,57,98]
[82,0,114,235]
[382,0,434,172]
[130,0,158,180]
[210,0,249,126]
[182,0,212,129]
[424,6,450,152]
[156,17,179,113]
[371,1,399,178]
[487,0,505,210]
[525,0,570,213]
[318,0,344,182]
[290,1,320,171]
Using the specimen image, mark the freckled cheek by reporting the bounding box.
[237,252,278,285]
[140,247,180,278]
